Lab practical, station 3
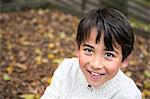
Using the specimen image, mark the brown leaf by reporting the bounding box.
[15,63,27,71]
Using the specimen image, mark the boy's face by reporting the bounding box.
[76,27,128,88]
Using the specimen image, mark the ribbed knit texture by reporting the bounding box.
[41,58,141,99]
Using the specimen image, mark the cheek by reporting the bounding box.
[79,54,87,66]
[105,61,121,74]
[78,52,90,67]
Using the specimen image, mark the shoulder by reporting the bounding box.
[61,57,79,66]
[54,57,79,76]
[58,57,79,70]
[117,72,142,98]
[41,58,79,98]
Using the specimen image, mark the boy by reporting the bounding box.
[41,8,141,99]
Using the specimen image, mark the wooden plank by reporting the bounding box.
[60,0,82,11]
[128,0,150,23]
[128,1,150,16]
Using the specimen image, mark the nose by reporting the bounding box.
[90,56,104,69]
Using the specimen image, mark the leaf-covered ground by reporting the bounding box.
[0,9,149,99]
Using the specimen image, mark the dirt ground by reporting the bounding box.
[0,9,150,99]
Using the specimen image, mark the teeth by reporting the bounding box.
[91,72,100,76]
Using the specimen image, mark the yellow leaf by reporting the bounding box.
[21,40,35,46]
[47,54,55,59]
[35,56,42,65]
[20,94,36,99]
[125,71,132,77]
[42,58,48,63]
[44,32,54,39]
[60,32,65,39]
[139,45,149,56]
[47,77,52,84]
[38,9,45,15]
[52,49,59,54]
[142,90,150,97]
[53,58,63,64]
[22,41,30,46]
[35,48,42,55]
[48,43,55,49]
[6,64,14,74]
[144,80,150,89]
[48,33,54,39]
[144,70,150,78]
[129,60,137,65]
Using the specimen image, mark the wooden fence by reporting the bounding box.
[1,0,149,22]
[0,0,149,37]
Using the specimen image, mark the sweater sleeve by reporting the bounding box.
[113,77,142,99]
[118,93,142,99]
[123,78,142,99]
[120,86,142,99]
[40,58,74,99]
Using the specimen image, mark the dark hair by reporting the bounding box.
[76,8,134,61]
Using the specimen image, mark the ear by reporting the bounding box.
[121,53,132,68]
[76,50,79,58]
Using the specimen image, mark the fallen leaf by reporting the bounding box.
[53,58,63,64]
[47,54,55,59]
[35,48,42,55]
[48,43,55,49]
[129,60,137,65]
[20,94,36,99]
[60,32,66,39]
[42,58,49,63]
[139,45,149,56]
[125,71,132,77]
[15,63,27,71]
[143,89,150,98]
[6,64,14,74]
[47,77,52,84]
[144,80,150,89]
[7,42,13,50]
[144,70,150,78]
[35,56,42,65]
[3,74,11,81]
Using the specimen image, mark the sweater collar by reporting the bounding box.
[76,61,124,94]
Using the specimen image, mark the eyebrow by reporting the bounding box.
[82,44,94,49]
[104,48,119,54]
[83,44,119,54]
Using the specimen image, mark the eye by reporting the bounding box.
[104,53,115,59]
[83,48,93,55]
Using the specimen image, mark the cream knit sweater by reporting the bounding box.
[41,58,141,99]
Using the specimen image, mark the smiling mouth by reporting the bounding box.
[87,70,106,79]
